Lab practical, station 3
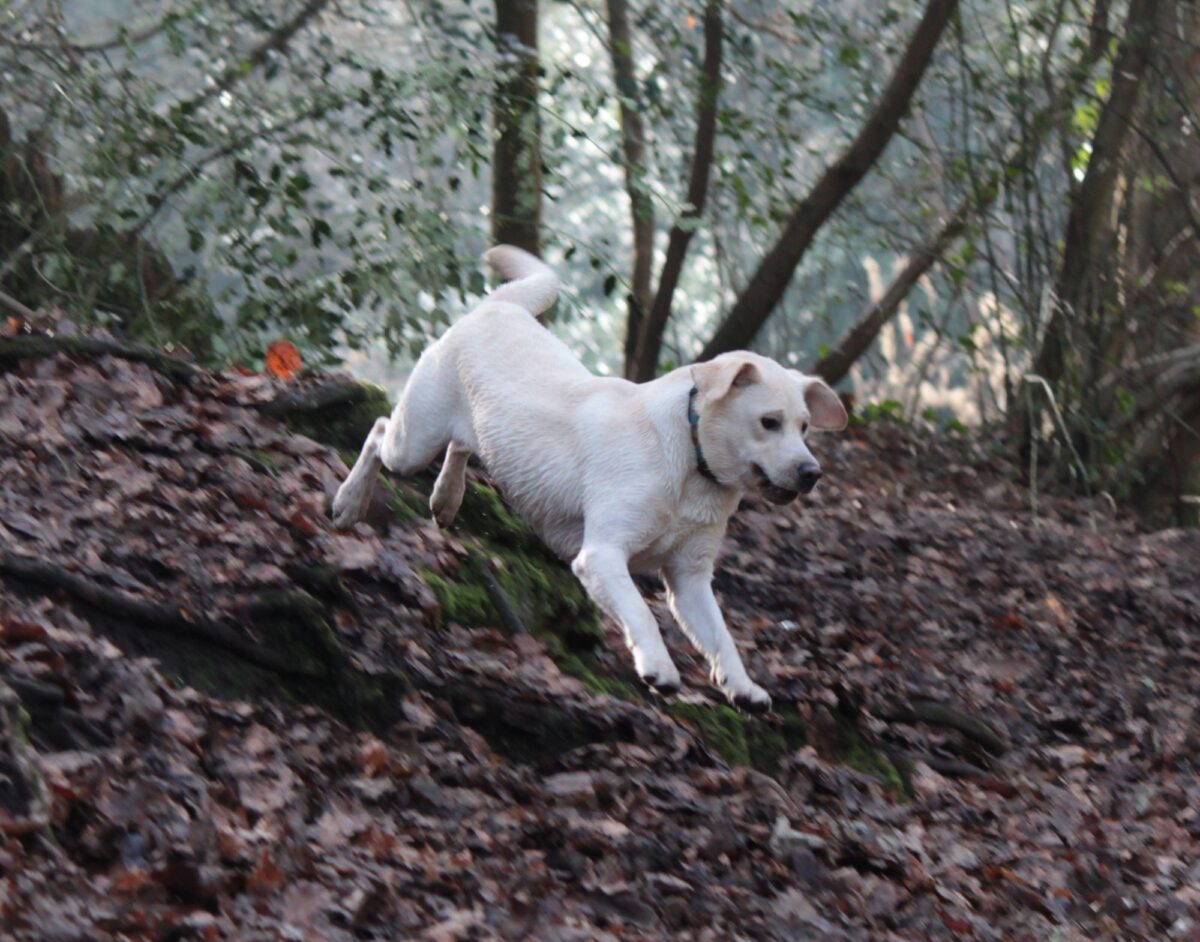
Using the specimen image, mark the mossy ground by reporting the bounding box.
[834,711,909,796]
[666,701,809,776]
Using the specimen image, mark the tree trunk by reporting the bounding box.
[492,0,542,255]
[1029,0,1159,393]
[604,0,656,375]
[628,0,724,382]
[698,0,959,361]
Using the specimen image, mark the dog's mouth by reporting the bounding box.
[752,464,799,505]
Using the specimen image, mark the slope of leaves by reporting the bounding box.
[0,342,1197,940]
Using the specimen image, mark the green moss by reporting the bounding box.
[419,567,494,627]
[407,477,600,650]
[668,702,753,767]
[383,479,427,524]
[665,702,809,775]
[14,703,32,746]
[549,647,641,702]
[834,712,909,798]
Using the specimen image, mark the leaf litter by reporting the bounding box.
[0,343,1197,940]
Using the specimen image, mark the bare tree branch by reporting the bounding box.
[699,0,960,362]
[184,0,333,115]
[813,0,1114,386]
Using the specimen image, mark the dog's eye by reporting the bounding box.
[760,416,781,432]
[801,421,809,434]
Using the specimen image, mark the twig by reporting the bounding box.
[1023,373,1091,497]
[0,289,37,322]
[480,566,528,637]
[901,750,988,779]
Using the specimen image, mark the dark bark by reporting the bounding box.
[1030,0,1159,390]
[255,379,376,417]
[628,0,724,382]
[492,0,542,255]
[604,0,656,374]
[698,0,959,361]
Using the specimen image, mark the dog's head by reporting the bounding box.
[692,352,847,503]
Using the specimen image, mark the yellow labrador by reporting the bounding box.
[333,246,846,710]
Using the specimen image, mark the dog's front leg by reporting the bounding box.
[664,564,771,713]
[572,544,681,694]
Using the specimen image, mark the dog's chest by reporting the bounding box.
[630,486,738,571]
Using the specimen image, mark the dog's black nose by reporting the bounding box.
[797,461,822,493]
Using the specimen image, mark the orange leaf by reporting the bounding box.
[265,340,301,380]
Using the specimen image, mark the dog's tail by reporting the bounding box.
[483,244,560,319]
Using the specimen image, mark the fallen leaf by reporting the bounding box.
[265,339,302,380]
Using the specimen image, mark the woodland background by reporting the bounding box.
[1,0,1198,522]
[3,3,1200,939]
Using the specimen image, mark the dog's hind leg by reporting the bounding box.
[332,352,457,529]
[430,442,471,528]
[331,416,389,529]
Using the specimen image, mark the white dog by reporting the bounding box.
[332,246,846,710]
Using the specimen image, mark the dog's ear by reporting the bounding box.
[798,375,848,430]
[694,356,760,402]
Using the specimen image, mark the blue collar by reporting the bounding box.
[687,385,720,484]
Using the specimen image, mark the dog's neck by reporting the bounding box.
[687,386,721,485]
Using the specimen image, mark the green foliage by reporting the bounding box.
[857,399,906,423]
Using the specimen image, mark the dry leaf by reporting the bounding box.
[265,339,302,380]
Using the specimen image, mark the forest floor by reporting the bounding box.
[1,340,1198,941]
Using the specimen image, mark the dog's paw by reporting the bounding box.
[331,487,364,530]
[634,650,681,696]
[330,507,358,531]
[430,494,461,530]
[727,681,772,714]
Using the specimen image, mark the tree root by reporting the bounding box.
[882,699,1008,756]
[0,551,651,761]
[895,749,988,779]
[0,552,318,678]
[0,334,207,385]
[254,379,374,417]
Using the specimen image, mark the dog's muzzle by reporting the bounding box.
[753,464,800,504]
